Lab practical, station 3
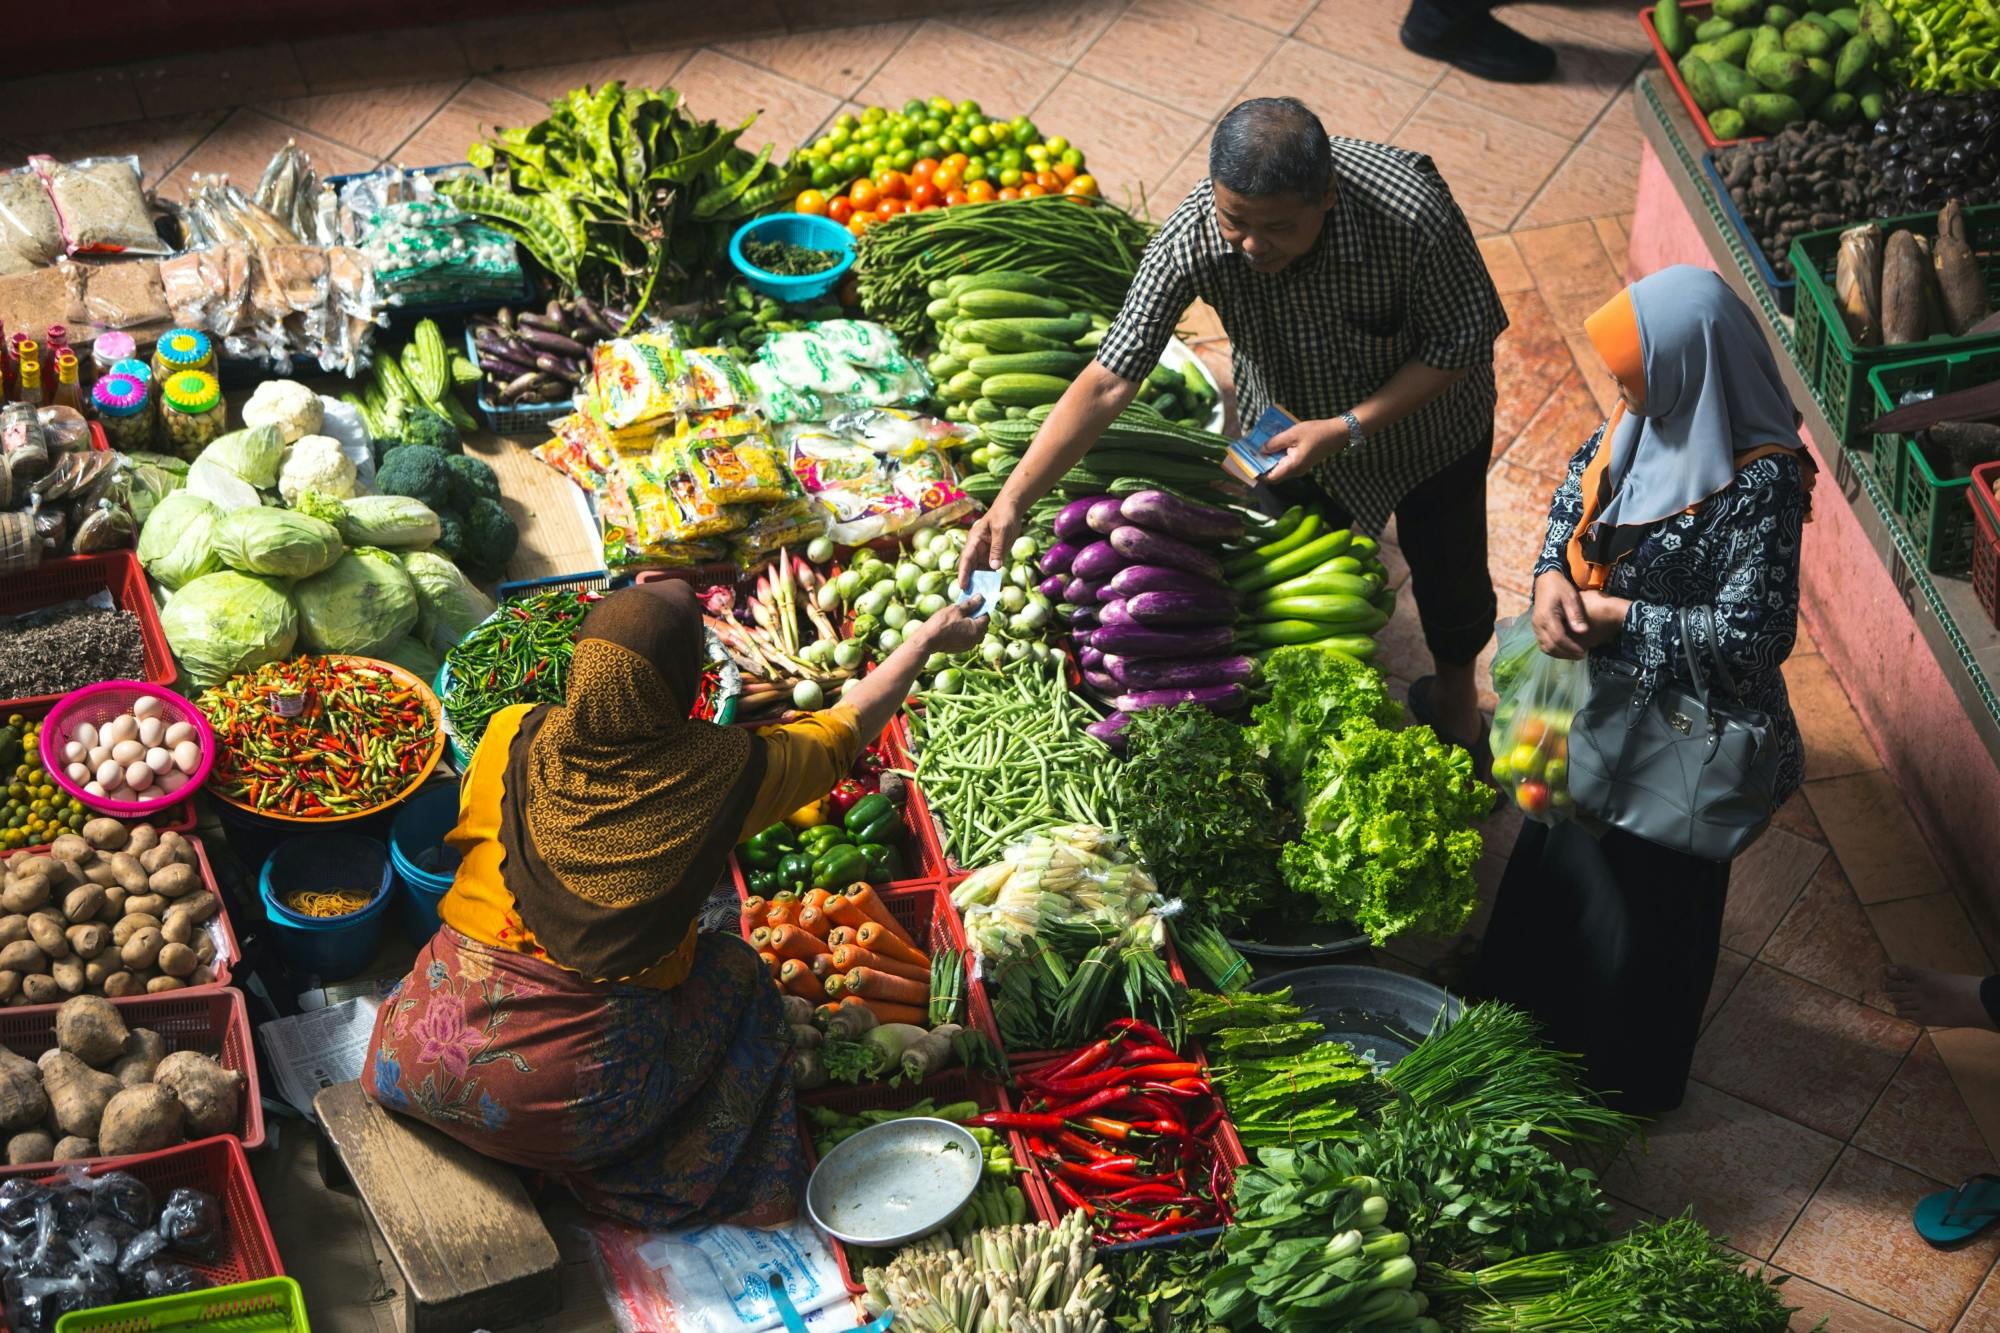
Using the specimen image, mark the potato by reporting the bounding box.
[51,1136,95,1161]
[96,891,123,924]
[61,884,104,925]
[159,914,192,946]
[124,826,158,858]
[0,1047,49,1133]
[47,835,90,865]
[50,958,84,996]
[0,942,46,974]
[65,924,108,959]
[5,1131,53,1165]
[106,854,148,895]
[83,959,112,988]
[26,914,68,960]
[155,943,196,979]
[155,1051,244,1137]
[144,977,183,994]
[100,972,138,998]
[39,1051,117,1138]
[81,861,118,888]
[193,936,215,966]
[0,973,16,1001]
[0,917,28,948]
[147,864,199,899]
[122,894,166,919]
[187,966,213,987]
[110,1029,165,1087]
[9,857,52,883]
[112,914,160,947]
[56,995,129,1065]
[168,891,217,925]
[80,819,128,852]
[45,861,83,892]
[120,929,162,971]
[2,875,49,914]
[19,976,58,1005]
[97,1084,183,1157]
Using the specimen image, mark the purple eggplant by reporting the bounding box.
[1040,542,1082,577]
[1038,574,1069,599]
[1085,497,1126,535]
[1115,684,1246,714]
[1108,525,1222,582]
[1055,498,1098,543]
[1068,608,1099,632]
[1082,668,1120,694]
[1085,713,1132,753]
[1063,575,1107,604]
[1120,490,1244,543]
[1097,599,1136,628]
[1069,539,1124,583]
[1103,653,1256,690]
[1088,623,1235,658]
[1106,564,1234,601]
[1078,645,1106,670]
[1127,588,1236,627]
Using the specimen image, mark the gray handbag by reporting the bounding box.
[1567,607,1779,861]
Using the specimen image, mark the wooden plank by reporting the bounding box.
[461,426,604,586]
[316,1081,562,1333]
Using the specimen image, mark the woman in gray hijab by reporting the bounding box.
[1473,266,1813,1114]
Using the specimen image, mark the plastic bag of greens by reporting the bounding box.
[135,491,223,590]
[400,549,495,653]
[159,571,298,691]
[196,423,285,490]
[293,547,419,655]
[211,507,343,579]
[1487,613,1588,824]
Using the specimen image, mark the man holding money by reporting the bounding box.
[960,97,1509,760]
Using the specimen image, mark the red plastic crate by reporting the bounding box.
[0,1136,283,1328]
[0,988,263,1163]
[1638,2,1763,151]
[0,551,177,717]
[1971,462,2000,634]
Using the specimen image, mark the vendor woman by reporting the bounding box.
[363,581,985,1227]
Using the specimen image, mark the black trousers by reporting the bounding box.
[1471,820,1733,1115]
[1270,437,1498,667]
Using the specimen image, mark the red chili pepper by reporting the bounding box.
[1054,1130,1116,1163]
[963,1111,1064,1134]
[1033,1035,1123,1087]
[1192,1108,1224,1138]
[1044,1085,1137,1121]
[1048,1176,1094,1216]
[1055,1162,1153,1191]
[1080,1156,1141,1175]
[1072,1116,1143,1141]
[1115,1045,1183,1066]
[1120,1062,1201,1081]
[1137,1082,1210,1100]
[1105,1183,1195,1204]
[1109,1093,1186,1127]
[1104,1017,1172,1048]
[1130,1213,1207,1239]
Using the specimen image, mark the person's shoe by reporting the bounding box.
[1400,11,1558,84]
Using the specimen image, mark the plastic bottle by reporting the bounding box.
[52,351,83,412]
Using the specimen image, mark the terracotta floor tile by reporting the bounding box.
[1507,0,1656,56]
[1591,214,1630,272]
[1951,1245,2000,1330]
[1370,590,1431,684]
[1759,855,1895,1013]
[157,109,375,203]
[1856,1036,1999,1189]
[1795,615,1821,657]
[1396,93,1571,234]
[1785,653,1882,782]
[1207,0,1316,34]
[487,50,695,106]
[1031,71,1209,216]
[1565,330,1625,412]
[267,82,463,161]
[1694,963,1917,1140]
[1720,825,1825,957]
[1869,893,1996,977]
[1602,1079,1841,1260]
[721,20,916,99]
[389,78,554,178]
[1254,40,1429,146]
[1493,287,1577,454]
[1480,234,1534,292]
[1505,368,1601,481]
[455,9,629,77]
[1775,1147,2000,1329]
[660,49,842,160]
[624,0,787,49]
[1587,88,1645,161]
[1149,145,1209,222]
[861,20,1064,119]
[131,44,309,119]
[23,112,224,194]
[1486,460,1562,598]
[1294,0,1448,91]
[1516,143,1641,230]
[944,0,1129,64]
[291,26,469,93]
[1933,1029,2000,1177]
[1437,11,1643,149]
[1806,770,1947,906]
[1707,946,1753,1030]
[1075,0,1283,121]
[1514,219,1623,331]
[1771,789,1827,843]
[0,70,146,137]
[1773,1273,1925,1333]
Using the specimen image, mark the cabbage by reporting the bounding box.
[185,457,261,512]
[375,635,442,682]
[136,491,223,591]
[159,571,298,691]
[400,550,496,653]
[336,495,442,550]
[294,547,419,655]
[197,424,285,489]
[121,452,187,527]
[212,508,344,580]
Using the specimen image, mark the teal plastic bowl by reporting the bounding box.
[729,214,854,302]
[389,782,463,947]
[259,834,394,982]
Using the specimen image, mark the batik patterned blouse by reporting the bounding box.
[1534,422,1807,804]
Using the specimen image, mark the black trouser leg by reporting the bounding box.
[1982,975,2000,1027]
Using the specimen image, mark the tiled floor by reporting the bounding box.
[9,2,1997,1327]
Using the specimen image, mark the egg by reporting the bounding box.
[65,763,88,783]
[159,770,188,794]
[74,722,97,748]
[163,722,194,747]
[62,741,85,764]
[132,696,161,719]
[87,746,110,770]
[112,740,145,764]
[124,761,154,792]
[95,759,123,788]
[145,746,172,775]
[138,717,164,747]
[103,715,136,745]
[84,781,105,797]
[172,741,201,775]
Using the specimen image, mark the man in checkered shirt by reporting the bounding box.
[963,97,1509,758]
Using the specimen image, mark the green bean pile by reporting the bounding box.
[903,661,1120,868]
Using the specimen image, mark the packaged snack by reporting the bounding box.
[825,406,976,457]
[730,503,828,568]
[31,156,170,257]
[0,166,62,275]
[591,334,685,429]
[676,416,786,505]
[677,349,755,414]
[807,319,908,369]
[745,361,820,424]
[786,425,910,546]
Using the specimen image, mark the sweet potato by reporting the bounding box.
[56,996,129,1066]
[0,1047,48,1132]
[155,1050,243,1137]
[110,1030,165,1088]
[98,1084,183,1157]
[39,1050,117,1138]
[5,1131,52,1165]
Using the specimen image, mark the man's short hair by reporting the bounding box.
[1208,97,1332,204]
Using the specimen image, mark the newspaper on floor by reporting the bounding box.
[259,995,383,1121]
[586,1216,857,1333]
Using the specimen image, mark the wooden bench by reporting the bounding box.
[315,1081,563,1333]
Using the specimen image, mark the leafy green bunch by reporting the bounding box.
[1250,643,1402,811]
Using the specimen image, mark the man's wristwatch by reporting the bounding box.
[1340,410,1365,450]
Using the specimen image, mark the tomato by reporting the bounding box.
[875,197,907,219]
[944,188,970,206]
[1067,174,1099,198]
[1034,170,1062,192]
[827,196,856,225]
[1514,780,1551,816]
[932,166,962,193]
[849,179,880,210]
[1515,718,1548,746]
[874,169,909,199]
[964,179,997,203]
[846,214,870,237]
[997,186,1021,201]
[794,189,828,217]
[910,181,941,208]
[912,157,940,184]
[942,152,970,175]
[1019,183,1048,198]
[1052,161,1078,185]
[1544,758,1568,791]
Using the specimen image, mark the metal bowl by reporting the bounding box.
[806,1117,983,1247]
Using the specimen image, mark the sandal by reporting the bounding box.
[1914,1173,2000,1246]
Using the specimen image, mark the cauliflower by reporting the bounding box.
[279,435,359,507]
[242,379,324,444]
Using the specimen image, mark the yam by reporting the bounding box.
[155,1050,243,1137]
[19,976,57,1005]
[97,1084,183,1157]
[5,1132,52,1165]
[61,884,104,925]
[56,996,129,1065]
[2,875,49,914]
[125,826,158,858]
[100,972,138,998]
[80,819,128,852]
[1835,222,1883,346]
[38,1050,117,1138]
[1935,201,1989,336]
[105,854,147,895]
[25,914,67,960]
[1882,228,1929,344]
[120,929,163,972]
[110,1029,165,1087]
[65,923,108,959]
[147,864,198,899]
[0,942,45,974]
[0,1047,48,1132]
[48,836,90,865]
[50,1137,95,1162]
[112,915,160,947]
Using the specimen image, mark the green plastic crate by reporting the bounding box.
[1870,348,2000,573]
[55,1278,307,1332]
[1787,204,2000,450]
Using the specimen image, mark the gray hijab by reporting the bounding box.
[1595,266,1803,533]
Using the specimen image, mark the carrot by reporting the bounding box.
[815,1000,847,1025]
[843,967,928,1006]
[810,953,838,980]
[831,943,928,985]
[857,922,929,969]
[741,896,768,930]
[846,885,918,951]
[767,925,823,962]
[766,900,795,927]
[855,998,929,1026]
[797,906,832,939]
[823,972,849,998]
[824,894,868,931]
[749,926,772,951]
[827,926,856,949]
[758,950,781,978]
[803,888,832,914]
[780,959,827,1002]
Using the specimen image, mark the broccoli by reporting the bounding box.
[434,512,466,560]
[444,454,501,510]
[401,405,462,454]
[462,497,519,575]
[376,444,454,512]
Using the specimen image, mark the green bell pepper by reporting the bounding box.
[776,852,815,892]
[799,823,850,854]
[853,809,900,846]
[858,842,903,883]
[843,793,895,836]
[811,844,872,890]
[742,823,795,870]
[747,868,784,896]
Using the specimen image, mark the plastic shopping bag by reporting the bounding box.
[584,1216,852,1333]
[1487,612,1589,823]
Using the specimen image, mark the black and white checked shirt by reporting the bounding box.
[1096,137,1508,531]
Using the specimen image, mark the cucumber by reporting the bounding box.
[945,271,1055,298]
[967,350,1084,378]
[956,289,1073,319]
[958,321,1069,353]
[969,397,1005,423]
[926,296,958,323]
[945,370,984,401]
[982,373,1073,407]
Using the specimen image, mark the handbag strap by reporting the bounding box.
[1677,607,1711,708]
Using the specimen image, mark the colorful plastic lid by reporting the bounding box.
[93,331,135,363]
[91,374,146,415]
[162,369,221,414]
[156,329,213,368]
[111,357,151,382]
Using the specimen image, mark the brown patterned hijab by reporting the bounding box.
[500,581,766,982]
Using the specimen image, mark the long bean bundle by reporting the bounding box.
[903,661,1119,867]
[853,195,1154,340]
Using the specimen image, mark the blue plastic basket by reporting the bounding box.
[465,325,573,437]
[389,781,462,947]
[258,833,394,983]
[729,214,854,302]
[1702,151,1794,315]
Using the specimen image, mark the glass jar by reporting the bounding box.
[91,374,151,451]
[151,328,213,382]
[111,357,151,386]
[158,369,225,458]
[91,332,136,379]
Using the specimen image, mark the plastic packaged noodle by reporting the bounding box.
[531,415,611,493]
[31,156,170,257]
[591,334,685,429]
[825,405,975,457]
[676,417,786,506]
[729,503,828,569]
[758,330,861,396]
[806,318,909,369]
[1487,611,1588,825]
[744,361,820,424]
[755,326,931,415]
[677,349,756,414]
[625,455,744,548]
[786,424,912,546]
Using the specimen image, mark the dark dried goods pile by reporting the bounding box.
[0,605,145,700]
